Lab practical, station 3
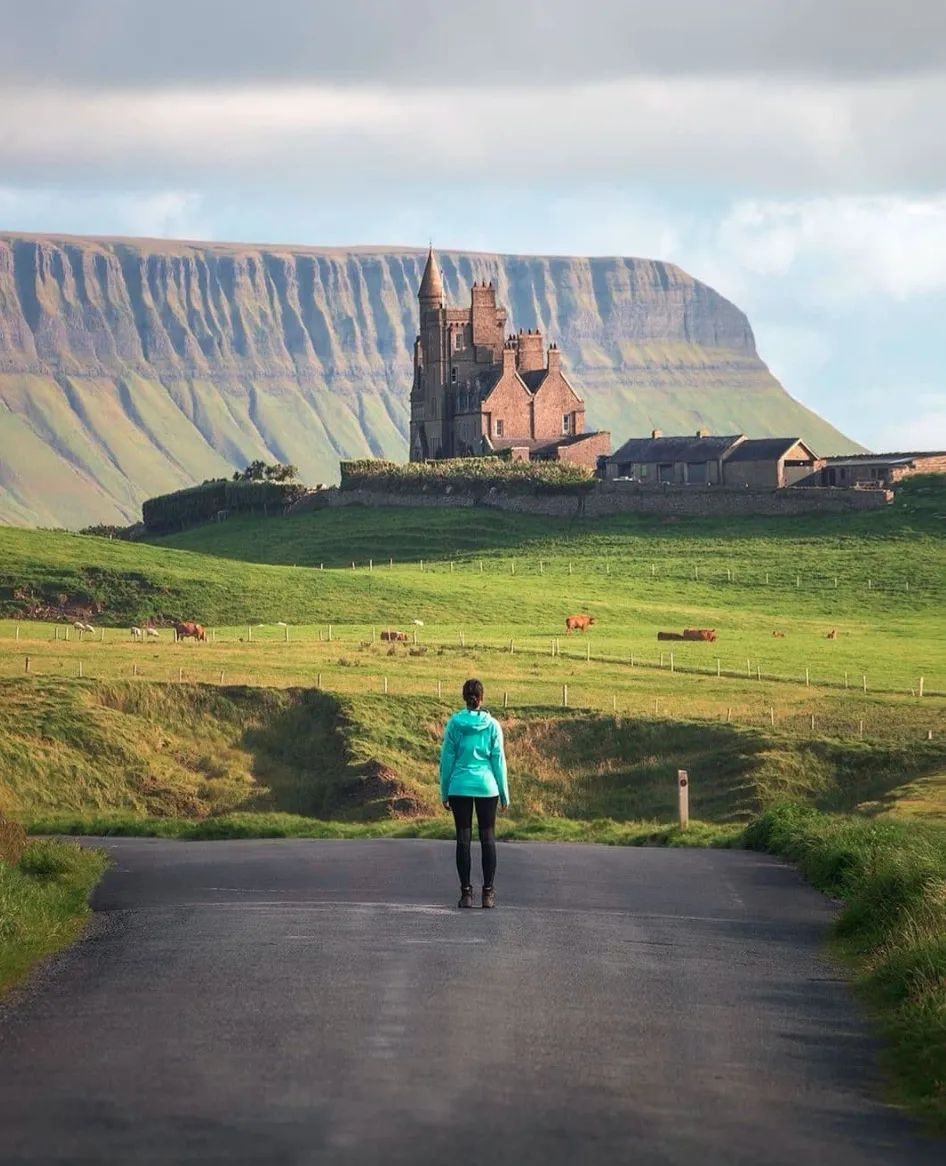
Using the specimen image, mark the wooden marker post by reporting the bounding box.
[383,676,388,695]
[562,684,568,709]
[677,770,689,830]
[919,676,925,698]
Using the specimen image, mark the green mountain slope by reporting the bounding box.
[0,234,859,527]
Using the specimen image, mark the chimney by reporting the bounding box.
[696,428,710,438]
[516,328,544,373]
[651,429,663,440]
[546,342,561,374]
[502,343,517,372]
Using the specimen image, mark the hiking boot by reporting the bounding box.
[458,886,474,909]
[481,886,496,909]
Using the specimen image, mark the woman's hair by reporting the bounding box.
[462,678,484,709]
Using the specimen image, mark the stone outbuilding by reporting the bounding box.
[723,438,820,488]
[809,451,946,488]
[604,431,744,485]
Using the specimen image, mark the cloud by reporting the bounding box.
[711,197,946,303]
[3,1,946,87]
[3,73,946,196]
[0,188,208,240]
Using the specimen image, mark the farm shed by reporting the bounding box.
[723,438,820,489]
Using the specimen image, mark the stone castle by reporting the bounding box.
[409,249,609,466]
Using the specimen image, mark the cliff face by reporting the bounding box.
[0,233,858,527]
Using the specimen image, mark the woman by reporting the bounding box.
[439,678,510,909]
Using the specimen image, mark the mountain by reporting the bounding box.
[0,233,858,527]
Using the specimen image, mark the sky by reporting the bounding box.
[1,0,945,451]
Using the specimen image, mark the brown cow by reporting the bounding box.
[683,628,717,642]
[174,621,206,642]
[772,631,786,638]
[826,629,838,640]
[380,629,409,642]
[657,631,685,641]
[565,615,595,634]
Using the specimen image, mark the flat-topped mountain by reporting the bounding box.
[0,233,858,526]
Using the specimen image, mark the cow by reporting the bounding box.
[380,629,409,642]
[73,621,94,633]
[657,631,685,641]
[826,629,838,640]
[174,621,207,642]
[130,626,143,640]
[772,631,786,638]
[146,627,160,639]
[565,615,595,634]
[683,628,717,642]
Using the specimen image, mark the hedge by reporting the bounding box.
[340,458,595,495]
[142,480,308,533]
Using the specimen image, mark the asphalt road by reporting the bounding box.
[0,838,940,1165]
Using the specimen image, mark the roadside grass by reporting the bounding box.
[24,808,743,848]
[746,804,946,1128]
[0,823,108,998]
[4,678,946,829]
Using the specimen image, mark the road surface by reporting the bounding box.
[0,839,940,1165]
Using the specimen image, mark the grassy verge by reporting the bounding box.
[0,833,109,997]
[745,804,946,1127]
[23,809,743,847]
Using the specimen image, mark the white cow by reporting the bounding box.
[131,627,143,640]
[146,627,160,639]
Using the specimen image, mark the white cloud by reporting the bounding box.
[2,74,945,194]
[712,197,946,303]
[0,188,208,240]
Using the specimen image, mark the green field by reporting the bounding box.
[0,482,944,827]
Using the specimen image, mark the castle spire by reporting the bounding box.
[418,246,443,308]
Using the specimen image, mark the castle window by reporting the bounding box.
[562,413,572,435]
[451,367,458,384]
[495,419,504,437]
[454,331,466,351]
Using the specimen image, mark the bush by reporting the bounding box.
[340,457,594,495]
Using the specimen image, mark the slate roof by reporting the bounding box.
[609,434,743,464]
[727,437,812,462]
[518,369,548,392]
[824,451,946,467]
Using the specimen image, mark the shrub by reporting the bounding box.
[142,479,309,533]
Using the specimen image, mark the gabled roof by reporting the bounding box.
[610,434,743,464]
[518,369,547,392]
[727,437,814,462]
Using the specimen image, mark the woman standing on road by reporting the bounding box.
[440,678,510,909]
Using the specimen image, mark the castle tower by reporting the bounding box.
[418,246,443,311]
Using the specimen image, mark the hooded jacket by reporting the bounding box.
[439,708,510,806]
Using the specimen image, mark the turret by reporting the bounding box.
[418,247,443,310]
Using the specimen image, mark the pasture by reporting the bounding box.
[1,490,944,826]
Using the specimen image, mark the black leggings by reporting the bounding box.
[449,796,498,889]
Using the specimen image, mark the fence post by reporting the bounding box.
[219,670,225,685]
[769,707,775,726]
[133,663,139,677]
[24,655,30,673]
[562,684,568,709]
[317,672,322,688]
[677,770,689,830]
[919,676,925,698]
[863,674,868,693]
[586,641,591,662]
[178,667,183,683]
[438,679,443,699]
[805,667,810,688]
[78,662,83,678]
[503,691,509,709]
[810,713,815,732]
[15,624,19,641]
[248,626,252,643]
[328,624,333,642]
[285,624,289,642]
[383,676,388,695]
[670,652,675,673]
[716,658,721,679]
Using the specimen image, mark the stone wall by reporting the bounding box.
[306,480,891,519]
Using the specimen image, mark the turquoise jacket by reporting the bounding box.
[439,708,510,806]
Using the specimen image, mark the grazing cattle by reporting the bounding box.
[380,629,409,643]
[657,631,685,641]
[73,621,94,633]
[130,626,143,640]
[173,621,207,642]
[683,628,717,643]
[412,619,424,627]
[772,631,786,638]
[826,629,838,640]
[565,615,595,634]
[146,627,160,638]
